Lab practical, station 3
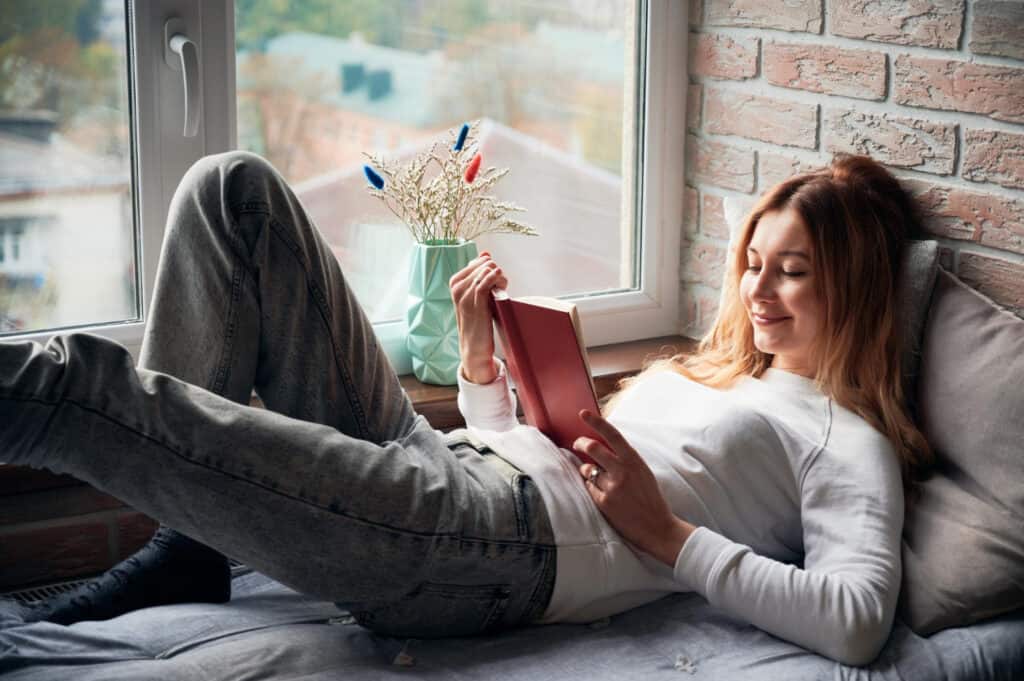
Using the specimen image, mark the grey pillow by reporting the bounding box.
[895,240,940,398]
[899,268,1024,635]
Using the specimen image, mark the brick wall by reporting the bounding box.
[0,467,159,590]
[681,0,1024,337]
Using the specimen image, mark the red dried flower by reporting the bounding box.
[464,153,482,183]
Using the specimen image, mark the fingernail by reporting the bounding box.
[481,251,491,257]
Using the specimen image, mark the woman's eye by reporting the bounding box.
[783,271,807,277]
[746,265,761,272]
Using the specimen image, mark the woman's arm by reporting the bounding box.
[574,410,904,667]
[673,435,904,667]
[456,358,520,431]
[451,254,520,431]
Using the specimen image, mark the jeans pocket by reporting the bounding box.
[353,582,512,638]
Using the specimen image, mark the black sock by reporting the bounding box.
[14,525,231,626]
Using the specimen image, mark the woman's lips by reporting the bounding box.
[753,314,790,325]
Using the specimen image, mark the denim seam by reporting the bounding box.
[522,546,556,623]
[2,393,554,550]
[510,475,529,540]
[230,200,371,441]
[209,224,247,396]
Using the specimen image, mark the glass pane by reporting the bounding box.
[235,0,642,323]
[0,0,137,335]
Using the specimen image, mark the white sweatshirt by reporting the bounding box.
[455,361,904,666]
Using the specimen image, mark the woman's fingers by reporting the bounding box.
[572,434,621,474]
[579,410,639,464]
[449,253,495,289]
[473,266,506,299]
[452,262,499,302]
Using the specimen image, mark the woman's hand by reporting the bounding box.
[449,253,508,384]
[574,410,696,567]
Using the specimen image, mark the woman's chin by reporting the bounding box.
[752,333,780,354]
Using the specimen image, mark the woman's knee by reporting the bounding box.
[168,151,286,255]
[178,150,281,203]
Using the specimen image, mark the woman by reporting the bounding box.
[0,151,931,666]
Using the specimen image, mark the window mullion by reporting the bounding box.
[130,0,236,351]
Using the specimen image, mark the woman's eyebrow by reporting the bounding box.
[746,247,811,260]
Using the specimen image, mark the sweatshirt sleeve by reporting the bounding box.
[456,359,520,432]
[672,428,904,667]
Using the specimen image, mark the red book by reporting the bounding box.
[489,290,602,465]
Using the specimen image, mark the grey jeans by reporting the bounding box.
[0,151,556,638]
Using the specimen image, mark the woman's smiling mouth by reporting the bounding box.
[752,313,790,325]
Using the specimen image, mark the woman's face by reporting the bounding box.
[739,207,824,377]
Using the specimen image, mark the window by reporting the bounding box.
[0,3,138,339]
[1,0,685,372]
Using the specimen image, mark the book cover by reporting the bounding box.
[489,290,602,464]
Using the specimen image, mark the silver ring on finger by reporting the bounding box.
[588,466,604,486]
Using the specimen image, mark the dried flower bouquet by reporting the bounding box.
[363,121,539,244]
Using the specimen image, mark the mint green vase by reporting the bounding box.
[406,239,478,385]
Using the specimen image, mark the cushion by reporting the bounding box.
[4,570,1024,680]
[899,268,1024,635]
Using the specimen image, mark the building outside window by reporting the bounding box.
[0,0,684,369]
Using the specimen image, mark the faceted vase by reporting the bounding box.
[406,239,478,385]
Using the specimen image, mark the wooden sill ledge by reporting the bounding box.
[401,334,696,431]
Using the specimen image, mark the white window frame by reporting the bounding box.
[5,0,686,375]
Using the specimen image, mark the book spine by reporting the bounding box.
[491,297,549,433]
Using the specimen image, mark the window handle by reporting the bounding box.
[163,18,201,137]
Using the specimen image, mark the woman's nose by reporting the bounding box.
[751,271,776,301]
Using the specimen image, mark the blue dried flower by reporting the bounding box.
[363,164,384,190]
[453,123,469,151]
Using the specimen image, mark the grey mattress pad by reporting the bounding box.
[1,571,1022,680]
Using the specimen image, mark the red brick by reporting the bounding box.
[686,134,756,192]
[0,485,124,525]
[0,465,80,494]
[962,129,1024,191]
[682,239,729,285]
[698,291,722,331]
[957,251,1024,314]
[680,287,699,333]
[680,286,723,339]
[0,521,109,589]
[823,108,956,175]
[906,179,1024,254]
[689,33,758,80]
[701,193,731,239]
[684,186,700,238]
[759,151,821,189]
[116,510,160,561]
[705,89,817,149]
[829,0,964,48]
[687,83,702,131]
[970,0,1024,60]
[894,55,1024,125]
[764,42,886,100]
[706,0,822,33]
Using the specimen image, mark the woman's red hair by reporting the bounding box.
[608,154,934,493]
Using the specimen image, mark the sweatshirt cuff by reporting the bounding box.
[672,525,737,596]
[456,359,519,431]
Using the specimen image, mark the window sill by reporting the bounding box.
[401,334,697,431]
